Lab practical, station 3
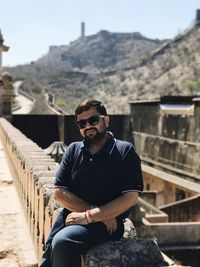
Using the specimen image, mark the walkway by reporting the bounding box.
[13,94,34,114]
[0,138,37,266]
[13,81,34,114]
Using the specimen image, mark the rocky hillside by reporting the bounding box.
[8,24,200,114]
[31,31,165,71]
[60,31,165,70]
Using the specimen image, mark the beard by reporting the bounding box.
[84,127,107,144]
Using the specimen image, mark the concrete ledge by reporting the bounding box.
[140,221,200,246]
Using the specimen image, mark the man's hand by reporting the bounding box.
[102,218,117,234]
[65,212,117,235]
[65,212,88,225]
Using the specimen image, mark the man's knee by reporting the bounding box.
[51,232,71,252]
[51,227,84,252]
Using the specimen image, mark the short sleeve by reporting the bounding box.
[120,145,143,193]
[54,145,73,188]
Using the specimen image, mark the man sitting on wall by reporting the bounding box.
[40,99,143,267]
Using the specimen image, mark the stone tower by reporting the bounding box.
[195,9,200,25]
[81,22,85,38]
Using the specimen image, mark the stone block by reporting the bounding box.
[83,218,168,267]
[83,236,168,267]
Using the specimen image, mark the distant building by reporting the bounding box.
[81,22,85,38]
[196,9,200,25]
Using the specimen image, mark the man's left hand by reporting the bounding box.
[65,212,87,225]
[102,218,117,234]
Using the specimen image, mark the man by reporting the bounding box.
[40,99,143,267]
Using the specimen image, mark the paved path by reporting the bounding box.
[0,138,37,266]
[13,81,34,114]
[13,94,34,114]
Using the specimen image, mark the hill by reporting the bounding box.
[8,23,200,114]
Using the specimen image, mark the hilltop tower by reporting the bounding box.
[195,9,200,25]
[81,22,85,38]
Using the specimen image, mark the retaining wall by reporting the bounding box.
[130,97,200,177]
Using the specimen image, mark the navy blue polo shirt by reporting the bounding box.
[54,132,143,219]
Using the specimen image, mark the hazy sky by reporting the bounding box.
[0,0,199,67]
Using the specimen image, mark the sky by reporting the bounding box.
[0,0,199,67]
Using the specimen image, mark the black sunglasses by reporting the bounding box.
[76,115,104,129]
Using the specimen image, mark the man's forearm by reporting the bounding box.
[54,187,91,212]
[90,192,138,222]
[54,188,138,222]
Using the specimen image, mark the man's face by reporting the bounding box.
[76,107,109,143]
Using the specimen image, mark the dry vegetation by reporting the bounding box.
[7,26,200,114]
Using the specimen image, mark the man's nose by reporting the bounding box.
[85,121,92,127]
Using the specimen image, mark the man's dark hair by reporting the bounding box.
[75,99,107,119]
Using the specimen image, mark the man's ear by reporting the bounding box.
[104,116,109,128]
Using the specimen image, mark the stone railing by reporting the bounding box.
[0,118,59,260]
[0,118,172,266]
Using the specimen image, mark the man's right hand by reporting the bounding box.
[102,218,117,234]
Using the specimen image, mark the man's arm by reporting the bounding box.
[54,187,118,233]
[91,191,138,221]
[54,187,91,212]
[65,191,138,225]
[54,186,138,218]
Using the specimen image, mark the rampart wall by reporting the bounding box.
[130,97,200,178]
[0,118,59,259]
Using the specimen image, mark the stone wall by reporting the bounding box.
[141,221,200,247]
[142,164,200,207]
[140,164,200,250]
[160,194,200,222]
[0,118,58,259]
[130,97,200,177]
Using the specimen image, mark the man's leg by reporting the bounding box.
[50,222,124,267]
[39,208,69,267]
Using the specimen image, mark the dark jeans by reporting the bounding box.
[39,208,124,267]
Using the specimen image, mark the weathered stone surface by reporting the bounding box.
[123,218,137,239]
[83,219,168,267]
[41,184,54,207]
[84,237,168,267]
